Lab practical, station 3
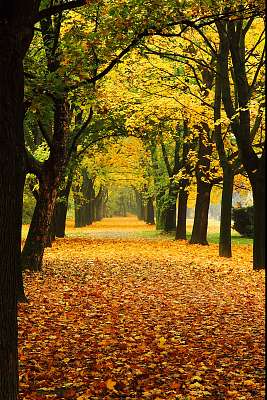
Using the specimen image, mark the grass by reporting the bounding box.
[133,230,253,246]
[207,232,253,245]
[21,217,253,246]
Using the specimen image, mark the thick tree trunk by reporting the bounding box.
[0,10,34,398]
[163,185,178,232]
[219,166,234,257]
[219,20,265,269]
[135,190,145,220]
[0,85,22,400]
[251,160,265,270]
[74,196,85,227]
[46,210,56,247]
[54,201,68,237]
[155,192,165,230]
[21,97,70,271]
[54,171,73,237]
[95,187,106,221]
[21,179,58,271]
[175,188,188,240]
[145,197,155,224]
[190,181,212,245]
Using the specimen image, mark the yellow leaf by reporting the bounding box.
[158,336,167,348]
[243,379,256,388]
[106,378,116,390]
[191,375,202,382]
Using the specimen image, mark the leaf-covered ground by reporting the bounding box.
[19,217,265,400]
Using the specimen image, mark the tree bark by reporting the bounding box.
[0,5,35,398]
[21,97,70,271]
[135,190,145,220]
[163,185,178,232]
[219,19,265,269]
[190,131,213,245]
[145,197,155,224]
[54,169,74,237]
[190,181,212,245]
[251,155,265,269]
[21,177,58,270]
[175,188,188,240]
[219,165,234,257]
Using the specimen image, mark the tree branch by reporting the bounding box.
[37,119,52,148]
[35,0,86,22]
[69,106,94,156]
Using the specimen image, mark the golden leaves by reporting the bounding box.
[19,217,265,399]
[105,378,117,390]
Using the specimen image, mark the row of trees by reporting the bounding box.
[0,1,265,398]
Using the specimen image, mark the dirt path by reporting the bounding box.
[19,217,265,400]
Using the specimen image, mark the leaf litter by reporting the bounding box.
[19,218,265,399]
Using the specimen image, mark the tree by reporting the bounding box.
[216,13,265,268]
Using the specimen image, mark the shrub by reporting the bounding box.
[232,206,254,238]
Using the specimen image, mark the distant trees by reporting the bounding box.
[99,4,265,268]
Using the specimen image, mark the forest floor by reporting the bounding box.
[19,217,265,400]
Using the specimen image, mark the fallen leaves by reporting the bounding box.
[18,217,265,399]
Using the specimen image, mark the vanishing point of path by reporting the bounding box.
[19,217,265,399]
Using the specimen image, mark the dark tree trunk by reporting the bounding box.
[218,20,265,269]
[54,201,68,237]
[155,191,165,230]
[54,170,73,237]
[190,181,212,245]
[46,210,56,247]
[95,186,106,221]
[219,165,234,257]
[74,196,82,227]
[86,179,95,225]
[163,185,178,232]
[252,158,265,269]
[135,190,145,220]
[175,188,188,240]
[145,197,155,224]
[21,98,70,271]
[0,6,35,398]
[21,178,58,270]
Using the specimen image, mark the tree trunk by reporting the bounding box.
[95,186,106,221]
[252,158,265,269]
[54,170,73,237]
[219,165,234,257]
[219,20,265,269]
[163,185,178,232]
[175,188,188,240]
[0,8,34,397]
[135,190,145,220]
[190,181,212,245]
[145,197,155,224]
[54,201,68,237]
[21,97,70,271]
[21,178,58,271]
[46,210,56,247]
[155,192,165,230]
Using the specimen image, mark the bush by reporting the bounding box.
[232,206,254,238]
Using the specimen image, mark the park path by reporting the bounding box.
[18,217,265,399]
